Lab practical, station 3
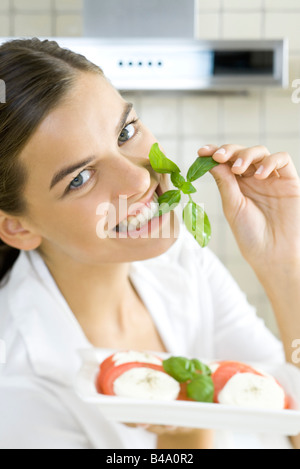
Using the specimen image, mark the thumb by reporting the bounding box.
[210,164,243,223]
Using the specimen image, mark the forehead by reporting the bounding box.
[18,73,125,177]
[32,73,124,143]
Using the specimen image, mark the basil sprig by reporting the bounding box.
[149,143,219,247]
[162,356,214,403]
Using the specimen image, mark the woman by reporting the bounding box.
[0,38,299,450]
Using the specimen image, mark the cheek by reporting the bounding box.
[29,192,105,246]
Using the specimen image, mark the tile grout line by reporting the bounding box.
[50,0,56,36]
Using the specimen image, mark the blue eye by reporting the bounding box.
[118,122,136,144]
[69,169,93,190]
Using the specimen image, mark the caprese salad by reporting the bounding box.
[211,360,290,410]
[95,350,290,410]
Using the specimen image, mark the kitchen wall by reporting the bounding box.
[1,0,300,336]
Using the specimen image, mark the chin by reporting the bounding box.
[135,232,178,261]
[116,211,181,263]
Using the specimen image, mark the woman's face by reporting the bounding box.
[19,72,179,265]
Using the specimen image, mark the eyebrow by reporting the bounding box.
[49,102,134,190]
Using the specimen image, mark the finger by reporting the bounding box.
[209,164,243,223]
[197,144,245,160]
[123,423,139,428]
[254,151,297,179]
[212,144,246,163]
[140,425,195,436]
[212,145,269,172]
[197,144,219,156]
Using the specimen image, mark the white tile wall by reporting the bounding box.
[0,15,10,35]
[13,0,52,10]
[54,0,83,10]
[1,0,299,337]
[265,0,300,9]
[196,13,221,39]
[0,0,10,12]
[13,14,52,37]
[223,0,263,9]
[265,13,300,50]
[55,13,82,36]
[140,95,179,137]
[222,95,262,136]
[181,95,220,137]
[265,92,300,134]
[196,0,221,11]
[222,13,262,39]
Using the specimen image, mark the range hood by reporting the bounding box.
[55,37,288,92]
[77,0,289,91]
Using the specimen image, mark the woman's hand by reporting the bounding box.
[124,423,214,449]
[124,423,197,435]
[198,144,300,272]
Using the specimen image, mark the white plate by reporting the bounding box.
[75,348,300,436]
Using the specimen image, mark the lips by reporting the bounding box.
[113,184,162,233]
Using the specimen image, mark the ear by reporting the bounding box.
[0,212,42,251]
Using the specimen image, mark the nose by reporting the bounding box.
[110,153,152,201]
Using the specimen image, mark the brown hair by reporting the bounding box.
[0,37,103,283]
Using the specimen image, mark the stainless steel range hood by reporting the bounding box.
[79,0,288,91]
[55,37,288,92]
[78,0,288,91]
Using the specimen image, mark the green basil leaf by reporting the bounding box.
[186,157,219,182]
[162,357,195,383]
[149,143,180,174]
[182,201,211,248]
[156,190,181,216]
[186,375,214,403]
[191,359,212,376]
[170,171,186,189]
[180,181,197,195]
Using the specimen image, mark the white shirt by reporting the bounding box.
[0,225,294,449]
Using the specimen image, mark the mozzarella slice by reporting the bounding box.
[113,368,180,401]
[217,372,286,410]
[112,351,162,367]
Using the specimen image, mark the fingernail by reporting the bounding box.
[166,426,177,431]
[137,424,150,429]
[255,165,264,175]
[201,145,211,150]
[214,148,226,155]
[232,158,243,168]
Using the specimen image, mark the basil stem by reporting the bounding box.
[148,143,218,248]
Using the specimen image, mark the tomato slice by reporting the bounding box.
[98,354,116,379]
[177,382,194,401]
[96,362,165,395]
[96,351,163,394]
[211,361,264,403]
